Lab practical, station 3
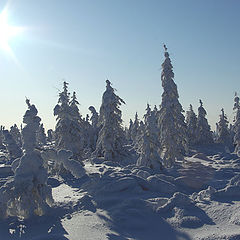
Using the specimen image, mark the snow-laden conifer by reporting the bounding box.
[54,82,83,159]
[37,123,47,147]
[216,108,232,147]
[0,126,4,149]
[127,119,134,142]
[158,45,188,167]
[47,129,54,142]
[0,99,53,219]
[143,103,151,122]
[93,80,127,161]
[186,104,197,145]
[196,100,213,145]
[134,120,145,152]
[137,111,163,170]
[2,130,23,162]
[82,114,92,153]
[131,112,140,143]
[88,106,99,151]
[233,94,240,156]
[10,124,22,147]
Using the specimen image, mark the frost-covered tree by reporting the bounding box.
[37,123,47,147]
[2,130,23,162]
[47,129,54,142]
[127,119,134,142]
[54,82,83,159]
[89,106,99,128]
[196,99,213,145]
[93,80,127,161]
[216,108,232,147]
[152,105,159,119]
[10,124,22,147]
[137,112,163,170]
[233,94,240,156]
[186,104,197,145]
[88,106,99,151]
[131,112,140,143]
[82,114,92,153]
[0,99,53,219]
[143,103,151,122]
[158,45,188,167]
[0,126,5,149]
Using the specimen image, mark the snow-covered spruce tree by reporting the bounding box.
[134,120,145,153]
[93,80,127,161]
[186,104,197,145]
[47,129,54,142]
[137,111,163,170]
[81,114,92,154]
[10,124,22,147]
[131,112,140,144]
[2,130,23,162]
[37,123,47,147]
[233,94,240,156]
[54,83,83,159]
[0,99,53,219]
[127,119,134,142]
[216,108,232,147]
[88,106,99,151]
[143,103,151,122]
[196,99,214,145]
[0,126,4,149]
[158,45,188,167]
[152,105,159,119]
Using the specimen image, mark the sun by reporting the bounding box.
[0,9,23,53]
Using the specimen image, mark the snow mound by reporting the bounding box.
[176,161,214,190]
[156,192,212,228]
[191,186,216,202]
[213,174,240,199]
[147,175,176,194]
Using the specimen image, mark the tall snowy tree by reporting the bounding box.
[158,45,188,167]
[2,130,23,162]
[37,123,47,147]
[143,103,151,122]
[196,99,213,145]
[54,82,83,159]
[88,106,99,151]
[47,129,54,142]
[233,94,240,156]
[131,112,140,144]
[216,108,232,147]
[0,99,53,218]
[0,126,5,149]
[127,119,134,142]
[137,111,163,170]
[186,104,197,145]
[93,80,127,161]
[10,124,22,147]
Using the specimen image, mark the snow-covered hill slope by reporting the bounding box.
[1,151,240,240]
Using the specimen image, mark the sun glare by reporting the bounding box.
[0,9,23,53]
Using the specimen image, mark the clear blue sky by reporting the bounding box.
[0,0,239,130]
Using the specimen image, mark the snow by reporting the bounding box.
[0,147,240,239]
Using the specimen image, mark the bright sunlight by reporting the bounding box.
[0,9,22,53]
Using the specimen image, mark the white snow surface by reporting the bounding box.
[1,150,240,239]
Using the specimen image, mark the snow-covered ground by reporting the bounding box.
[1,149,240,240]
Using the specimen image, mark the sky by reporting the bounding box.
[0,0,239,131]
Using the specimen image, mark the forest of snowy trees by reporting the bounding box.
[0,45,239,220]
